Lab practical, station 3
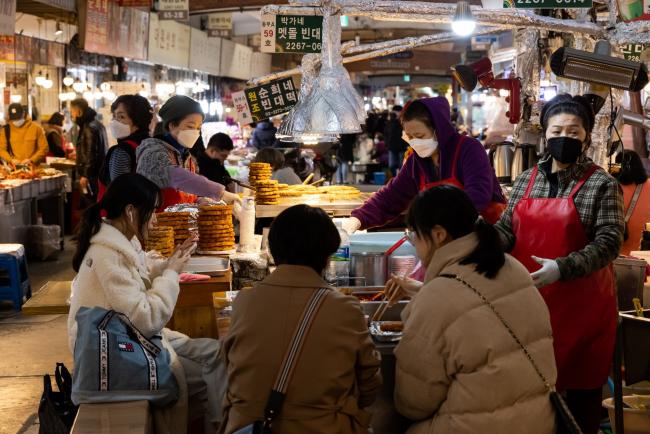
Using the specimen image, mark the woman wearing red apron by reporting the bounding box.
[495,94,624,434]
[135,95,240,210]
[343,97,506,234]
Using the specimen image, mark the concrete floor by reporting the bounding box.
[0,241,76,434]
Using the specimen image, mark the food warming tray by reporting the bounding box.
[182,256,230,276]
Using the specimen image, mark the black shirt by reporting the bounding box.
[196,150,231,185]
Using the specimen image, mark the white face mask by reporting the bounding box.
[109,119,131,140]
[176,129,201,149]
[406,136,438,158]
[12,119,25,128]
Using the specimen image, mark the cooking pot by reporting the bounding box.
[351,252,388,286]
[511,143,538,182]
[492,142,515,184]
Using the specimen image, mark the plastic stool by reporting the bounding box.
[0,244,32,311]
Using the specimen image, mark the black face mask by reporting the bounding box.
[547,136,584,164]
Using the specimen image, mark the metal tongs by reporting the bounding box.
[371,236,414,322]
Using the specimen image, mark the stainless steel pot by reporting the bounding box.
[350,252,388,286]
[511,143,538,182]
[493,142,515,184]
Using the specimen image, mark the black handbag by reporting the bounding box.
[440,274,583,434]
[233,288,330,434]
[38,363,78,434]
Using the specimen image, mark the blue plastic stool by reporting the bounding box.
[0,244,32,311]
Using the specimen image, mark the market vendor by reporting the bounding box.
[495,94,624,434]
[0,103,48,166]
[136,95,240,210]
[342,96,505,234]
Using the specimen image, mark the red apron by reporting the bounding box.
[418,136,506,224]
[158,148,197,211]
[510,165,617,391]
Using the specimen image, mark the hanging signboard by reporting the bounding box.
[620,43,646,62]
[119,0,151,6]
[148,13,190,69]
[261,14,323,54]
[220,39,252,80]
[0,0,16,36]
[617,0,650,21]
[158,0,189,21]
[503,0,592,8]
[207,12,232,29]
[189,28,221,75]
[232,77,298,124]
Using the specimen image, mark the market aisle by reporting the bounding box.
[0,241,75,434]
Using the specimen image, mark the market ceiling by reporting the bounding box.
[189,0,482,12]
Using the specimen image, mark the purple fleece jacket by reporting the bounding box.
[351,97,505,229]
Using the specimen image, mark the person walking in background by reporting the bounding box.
[0,103,48,166]
[251,120,277,149]
[391,186,557,434]
[336,133,357,184]
[98,94,153,203]
[385,105,408,176]
[194,132,235,188]
[70,98,107,201]
[614,150,650,255]
[44,112,66,158]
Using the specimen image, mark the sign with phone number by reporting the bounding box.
[261,14,323,54]
[620,43,646,62]
[232,77,298,125]
[503,0,592,8]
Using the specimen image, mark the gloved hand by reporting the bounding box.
[221,190,242,205]
[341,217,361,235]
[530,256,561,288]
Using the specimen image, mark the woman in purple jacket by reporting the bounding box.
[342,97,505,234]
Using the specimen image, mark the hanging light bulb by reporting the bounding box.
[10,94,22,103]
[82,90,94,101]
[58,92,68,101]
[54,21,63,36]
[100,82,111,92]
[103,91,116,101]
[93,88,104,100]
[72,79,87,93]
[288,9,364,143]
[35,71,46,86]
[63,76,74,87]
[42,75,54,89]
[452,1,476,37]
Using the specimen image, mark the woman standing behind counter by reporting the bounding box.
[495,94,624,434]
[342,97,505,233]
[136,95,240,209]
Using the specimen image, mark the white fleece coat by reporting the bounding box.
[68,223,189,434]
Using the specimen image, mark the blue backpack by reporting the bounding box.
[71,307,179,407]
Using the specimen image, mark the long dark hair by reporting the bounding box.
[72,174,161,272]
[616,150,648,185]
[406,185,505,279]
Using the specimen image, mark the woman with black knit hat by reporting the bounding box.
[136,95,240,210]
[495,94,624,434]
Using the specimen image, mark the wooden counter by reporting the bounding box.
[255,193,372,218]
[168,270,232,339]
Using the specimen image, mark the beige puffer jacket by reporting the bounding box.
[394,233,557,434]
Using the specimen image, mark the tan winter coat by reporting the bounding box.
[220,265,382,434]
[395,233,557,434]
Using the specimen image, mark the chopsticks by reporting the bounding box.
[372,281,400,322]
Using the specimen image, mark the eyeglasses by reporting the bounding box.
[405,228,417,244]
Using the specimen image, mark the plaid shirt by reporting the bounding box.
[495,154,624,281]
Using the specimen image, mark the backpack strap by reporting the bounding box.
[4,125,12,157]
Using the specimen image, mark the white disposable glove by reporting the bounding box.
[530,256,561,288]
[341,217,362,235]
[221,190,242,205]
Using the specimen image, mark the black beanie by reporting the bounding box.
[159,95,204,131]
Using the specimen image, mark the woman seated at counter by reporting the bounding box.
[220,204,382,434]
[390,185,557,434]
[136,95,240,210]
[342,96,505,234]
[68,173,226,434]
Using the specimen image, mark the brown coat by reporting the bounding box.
[395,233,557,434]
[220,265,382,434]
